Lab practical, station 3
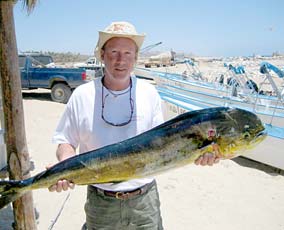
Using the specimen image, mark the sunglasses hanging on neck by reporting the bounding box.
[101,78,134,127]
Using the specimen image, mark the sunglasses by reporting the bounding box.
[101,78,134,127]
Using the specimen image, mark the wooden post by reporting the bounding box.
[0,1,37,229]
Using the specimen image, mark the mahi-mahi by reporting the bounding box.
[0,107,266,209]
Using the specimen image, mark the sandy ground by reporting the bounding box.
[1,82,284,229]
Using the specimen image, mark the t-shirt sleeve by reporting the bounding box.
[52,100,80,149]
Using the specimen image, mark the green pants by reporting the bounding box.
[84,180,163,230]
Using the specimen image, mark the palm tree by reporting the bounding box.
[0,1,38,229]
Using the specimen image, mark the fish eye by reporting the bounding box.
[243,131,251,139]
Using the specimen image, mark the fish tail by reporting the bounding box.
[0,180,27,209]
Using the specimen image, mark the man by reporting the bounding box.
[50,21,219,229]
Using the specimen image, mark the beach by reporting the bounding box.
[1,65,284,229]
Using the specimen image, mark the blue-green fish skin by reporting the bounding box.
[0,107,266,209]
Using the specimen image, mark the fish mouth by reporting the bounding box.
[256,129,267,138]
[252,129,267,144]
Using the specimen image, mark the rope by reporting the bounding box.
[48,192,71,230]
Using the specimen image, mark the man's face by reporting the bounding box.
[101,37,137,80]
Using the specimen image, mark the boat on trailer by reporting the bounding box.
[135,62,284,170]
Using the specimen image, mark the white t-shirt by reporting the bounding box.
[52,75,164,191]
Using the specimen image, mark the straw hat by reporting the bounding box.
[95,21,145,61]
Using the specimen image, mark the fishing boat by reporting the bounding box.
[135,61,284,170]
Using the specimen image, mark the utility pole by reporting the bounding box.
[0,1,37,229]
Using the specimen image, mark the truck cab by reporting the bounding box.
[19,54,88,103]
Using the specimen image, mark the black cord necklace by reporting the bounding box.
[102,77,131,97]
[101,77,134,127]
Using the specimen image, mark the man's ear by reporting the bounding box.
[100,50,105,62]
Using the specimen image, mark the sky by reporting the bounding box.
[13,0,284,57]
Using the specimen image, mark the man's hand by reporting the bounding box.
[194,152,220,166]
[48,143,76,192]
[48,179,75,192]
[46,163,75,192]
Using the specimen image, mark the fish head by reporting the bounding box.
[209,107,267,159]
[162,107,266,160]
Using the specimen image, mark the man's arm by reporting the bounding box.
[48,143,76,192]
[56,143,76,161]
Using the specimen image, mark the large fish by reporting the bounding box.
[0,107,266,209]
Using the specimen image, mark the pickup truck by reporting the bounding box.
[19,54,88,103]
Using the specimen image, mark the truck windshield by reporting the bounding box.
[18,55,54,68]
[34,56,53,65]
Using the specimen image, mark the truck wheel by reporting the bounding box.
[51,83,72,103]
